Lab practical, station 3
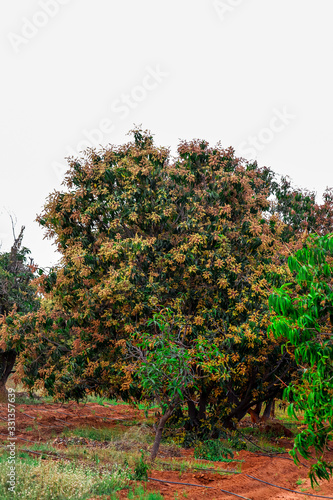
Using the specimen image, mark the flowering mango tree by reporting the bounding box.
[1,128,332,445]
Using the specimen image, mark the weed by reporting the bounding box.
[128,486,163,499]
[91,463,131,496]
[133,450,149,481]
[194,439,234,462]
[226,435,247,451]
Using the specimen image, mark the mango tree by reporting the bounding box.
[1,129,331,440]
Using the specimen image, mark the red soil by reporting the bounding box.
[0,400,141,442]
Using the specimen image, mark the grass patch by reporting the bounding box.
[0,450,131,499]
[127,486,163,499]
[245,438,286,454]
[274,402,304,424]
[233,428,287,454]
[28,442,59,452]
[63,425,117,442]
[11,393,43,405]
[86,395,128,406]
[153,458,221,474]
[86,395,159,414]
[60,423,153,450]
[194,440,235,462]
[17,443,61,460]
[122,420,142,427]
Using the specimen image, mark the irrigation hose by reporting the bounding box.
[148,477,251,500]
[149,475,333,500]
[236,428,310,468]
[245,474,333,499]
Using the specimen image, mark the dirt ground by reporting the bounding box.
[1,400,332,500]
[0,399,141,442]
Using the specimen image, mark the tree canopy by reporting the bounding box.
[0,226,39,317]
[1,128,332,467]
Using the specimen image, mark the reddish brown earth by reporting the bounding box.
[0,401,332,499]
[134,450,333,500]
[0,400,141,442]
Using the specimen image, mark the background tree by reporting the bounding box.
[0,225,39,400]
[269,175,333,239]
[269,233,333,485]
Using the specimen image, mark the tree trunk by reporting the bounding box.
[197,387,211,421]
[223,406,250,429]
[261,399,275,422]
[150,398,180,461]
[187,399,199,429]
[222,375,285,429]
[254,401,262,416]
[0,350,16,403]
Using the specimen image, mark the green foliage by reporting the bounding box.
[66,426,115,442]
[132,308,226,415]
[135,310,196,405]
[226,435,247,451]
[0,227,39,317]
[269,233,333,485]
[128,486,163,500]
[194,439,234,461]
[133,450,149,481]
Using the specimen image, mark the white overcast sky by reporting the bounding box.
[1,0,332,269]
